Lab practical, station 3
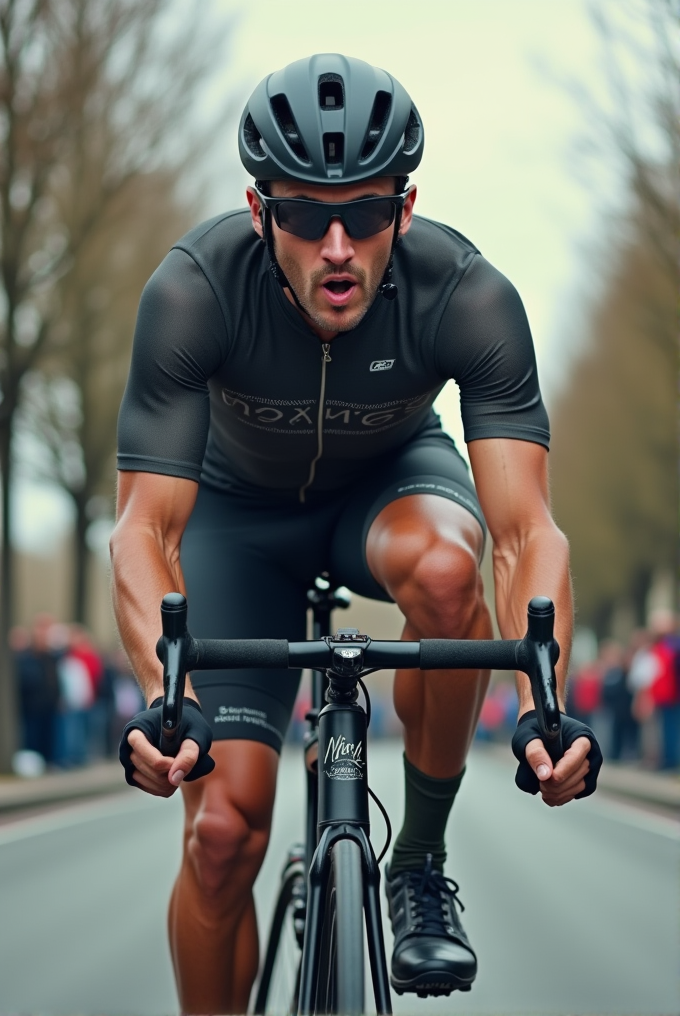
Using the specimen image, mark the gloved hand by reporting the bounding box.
[119,697,215,790]
[511,710,603,800]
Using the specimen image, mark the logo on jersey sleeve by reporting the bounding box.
[370,359,395,372]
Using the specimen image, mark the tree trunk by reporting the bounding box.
[72,492,89,626]
[0,420,18,772]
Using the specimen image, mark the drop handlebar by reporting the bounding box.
[156,594,563,763]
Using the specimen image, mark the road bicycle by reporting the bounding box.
[156,583,562,1015]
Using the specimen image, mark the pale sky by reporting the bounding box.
[17,0,629,552]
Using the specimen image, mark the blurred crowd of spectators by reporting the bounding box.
[11,614,143,773]
[568,610,680,772]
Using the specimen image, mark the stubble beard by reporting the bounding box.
[274,243,390,333]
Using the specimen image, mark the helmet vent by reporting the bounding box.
[402,107,422,155]
[323,132,344,166]
[270,93,311,163]
[360,91,392,161]
[242,114,266,159]
[319,74,344,109]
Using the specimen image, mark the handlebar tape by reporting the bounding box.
[193,638,289,670]
[420,639,520,671]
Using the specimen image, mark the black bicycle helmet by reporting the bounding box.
[239,53,424,185]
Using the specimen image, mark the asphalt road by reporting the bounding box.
[0,742,677,1016]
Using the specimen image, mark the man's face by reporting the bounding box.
[247,178,416,336]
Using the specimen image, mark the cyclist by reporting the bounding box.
[113,53,602,1014]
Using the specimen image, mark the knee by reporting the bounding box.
[375,525,484,636]
[187,799,269,901]
[407,538,483,633]
[367,497,487,636]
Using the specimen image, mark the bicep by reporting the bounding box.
[468,438,553,546]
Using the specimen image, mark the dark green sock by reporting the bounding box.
[389,754,465,875]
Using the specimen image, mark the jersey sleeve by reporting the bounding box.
[435,255,550,448]
[117,248,228,481]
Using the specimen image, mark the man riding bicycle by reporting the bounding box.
[112,54,602,1015]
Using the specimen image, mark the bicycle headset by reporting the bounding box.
[238,53,425,302]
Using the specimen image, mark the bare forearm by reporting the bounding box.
[492,523,572,715]
[110,525,196,705]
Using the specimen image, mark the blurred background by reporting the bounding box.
[0,0,676,775]
[0,2,677,1014]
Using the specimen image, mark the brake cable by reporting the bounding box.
[357,677,393,865]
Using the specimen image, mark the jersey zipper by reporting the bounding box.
[299,342,332,503]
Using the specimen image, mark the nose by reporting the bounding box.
[320,217,355,264]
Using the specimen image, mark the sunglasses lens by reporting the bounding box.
[275,202,329,240]
[343,200,396,239]
[272,197,398,240]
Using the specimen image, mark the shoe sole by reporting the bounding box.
[391,973,474,998]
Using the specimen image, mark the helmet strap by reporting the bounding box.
[262,208,309,314]
[378,209,402,301]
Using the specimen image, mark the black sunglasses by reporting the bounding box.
[254,187,409,241]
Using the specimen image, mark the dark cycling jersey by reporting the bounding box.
[117,210,549,498]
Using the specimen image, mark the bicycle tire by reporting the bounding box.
[254,857,305,1015]
[315,838,365,1015]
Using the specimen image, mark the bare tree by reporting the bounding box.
[549,0,679,634]
[0,0,227,769]
[551,207,677,633]
[16,168,195,624]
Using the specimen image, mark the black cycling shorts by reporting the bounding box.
[181,431,485,753]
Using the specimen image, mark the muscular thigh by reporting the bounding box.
[329,431,486,602]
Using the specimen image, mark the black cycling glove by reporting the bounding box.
[511,710,603,798]
[119,697,215,788]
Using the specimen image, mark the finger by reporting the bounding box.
[127,729,172,768]
[540,765,589,804]
[551,739,591,783]
[541,778,586,806]
[559,736,591,770]
[542,758,590,794]
[129,755,173,787]
[524,738,553,782]
[168,738,200,786]
[129,743,173,783]
[131,770,177,798]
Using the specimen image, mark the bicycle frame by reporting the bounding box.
[298,653,391,1013]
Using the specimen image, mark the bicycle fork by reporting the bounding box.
[297,697,392,1015]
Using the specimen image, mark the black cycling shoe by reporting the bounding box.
[384,853,477,997]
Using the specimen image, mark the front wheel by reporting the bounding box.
[254,854,306,1015]
[315,838,365,1015]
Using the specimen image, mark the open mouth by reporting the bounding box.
[323,280,354,294]
[321,277,358,307]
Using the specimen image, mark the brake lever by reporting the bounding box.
[156,593,196,757]
[516,597,563,764]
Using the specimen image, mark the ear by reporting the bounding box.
[398,185,417,237]
[246,187,264,239]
